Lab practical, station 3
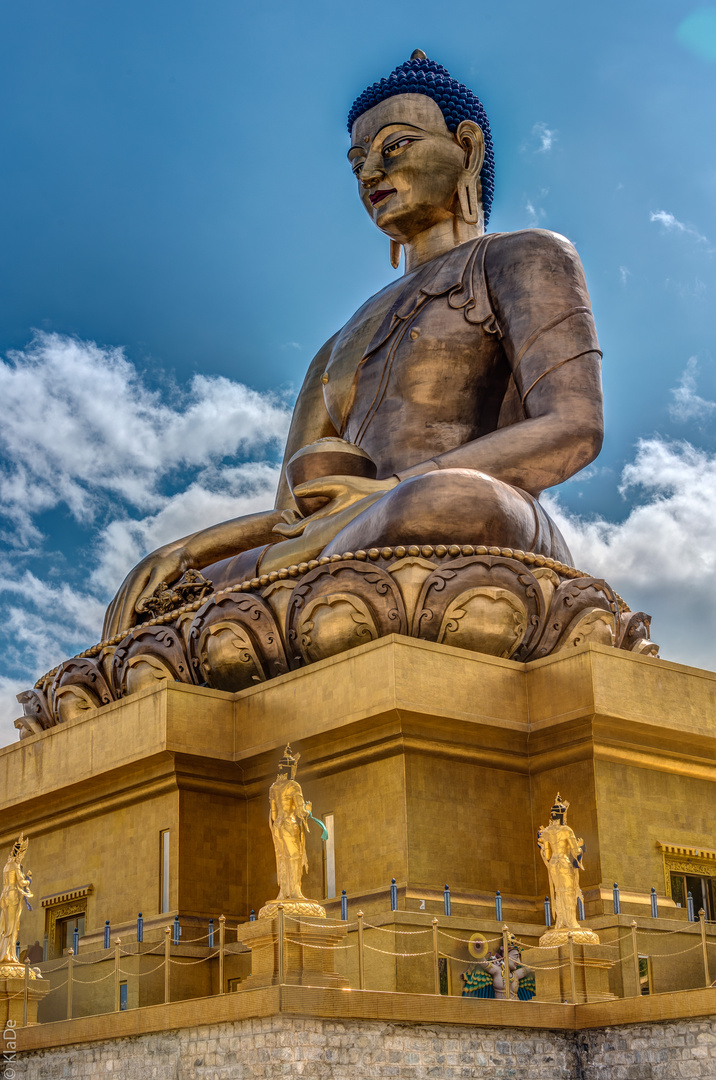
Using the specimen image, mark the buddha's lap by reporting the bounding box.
[201,470,572,591]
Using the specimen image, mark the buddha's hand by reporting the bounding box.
[272,475,398,539]
[102,544,187,639]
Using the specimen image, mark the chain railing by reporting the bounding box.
[17,899,716,1027]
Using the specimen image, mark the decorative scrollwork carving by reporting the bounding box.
[187,593,288,692]
[531,577,620,659]
[17,545,658,731]
[112,625,195,698]
[50,658,114,725]
[14,689,55,739]
[286,560,408,668]
[618,611,659,656]
[412,556,543,661]
[141,569,213,618]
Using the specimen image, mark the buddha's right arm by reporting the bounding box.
[102,335,340,639]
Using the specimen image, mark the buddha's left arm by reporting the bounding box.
[397,230,603,497]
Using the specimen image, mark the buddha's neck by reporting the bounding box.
[403,215,484,274]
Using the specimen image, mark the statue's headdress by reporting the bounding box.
[278,744,300,779]
[11,833,28,861]
[550,794,569,823]
[347,51,495,226]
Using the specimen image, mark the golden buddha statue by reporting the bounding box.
[538,795,599,947]
[102,52,603,640]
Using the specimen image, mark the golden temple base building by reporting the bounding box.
[1,637,715,1076]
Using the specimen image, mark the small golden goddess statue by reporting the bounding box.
[538,795,599,947]
[259,745,326,919]
[0,834,39,977]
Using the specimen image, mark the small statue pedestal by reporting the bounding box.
[522,942,614,1004]
[0,973,50,1026]
[236,913,349,990]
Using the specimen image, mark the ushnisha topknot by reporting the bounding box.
[347,51,495,226]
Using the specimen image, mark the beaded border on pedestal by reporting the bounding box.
[34,544,628,688]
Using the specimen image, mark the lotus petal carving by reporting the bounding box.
[188,593,288,692]
[21,545,659,728]
[112,625,195,698]
[286,560,408,668]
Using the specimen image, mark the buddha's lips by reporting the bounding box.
[369,188,396,205]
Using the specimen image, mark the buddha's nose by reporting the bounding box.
[360,150,385,188]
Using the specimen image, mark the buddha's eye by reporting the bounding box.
[351,159,365,177]
[383,137,415,157]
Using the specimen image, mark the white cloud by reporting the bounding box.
[0,676,26,750]
[0,333,296,746]
[525,200,546,227]
[0,567,110,748]
[649,210,709,245]
[523,122,557,154]
[545,437,716,671]
[619,266,630,286]
[91,461,282,592]
[0,567,106,666]
[669,357,716,423]
[0,332,292,546]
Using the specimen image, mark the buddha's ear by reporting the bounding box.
[455,120,485,226]
[456,120,485,175]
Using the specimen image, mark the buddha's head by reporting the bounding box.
[347,53,495,249]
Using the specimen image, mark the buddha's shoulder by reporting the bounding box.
[485,228,584,274]
[487,228,580,260]
[483,227,591,295]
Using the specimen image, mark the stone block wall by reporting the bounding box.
[11,1014,716,1079]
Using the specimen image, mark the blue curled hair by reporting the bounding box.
[347,55,495,226]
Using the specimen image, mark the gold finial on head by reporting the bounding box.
[278,743,300,778]
[11,833,28,861]
[410,49,427,60]
[551,793,570,821]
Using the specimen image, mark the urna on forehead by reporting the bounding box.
[347,50,495,224]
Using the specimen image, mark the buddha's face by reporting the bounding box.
[349,94,477,245]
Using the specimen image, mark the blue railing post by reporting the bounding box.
[104,920,110,949]
[42,934,49,962]
[250,909,256,922]
[444,885,451,917]
[390,878,398,911]
[208,918,215,948]
[577,896,585,922]
[495,890,502,923]
[650,888,658,919]
[340,889,348,921]
[613,882,621,915]
[544,896,551,926]
[173,914,180,944]
[687,891,695,922]
[72,925,79,954]
[137,913,143,943]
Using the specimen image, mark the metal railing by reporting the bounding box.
[12,893,715,1026]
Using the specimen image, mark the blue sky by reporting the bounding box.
[1,1,716,743]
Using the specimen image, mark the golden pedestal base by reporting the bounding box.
[523,943,614,1004]
[539,928,600,947]
[2,638,715,1010]
[0,975,50,1026]
[258,899,326,919]
[236,915,349,990]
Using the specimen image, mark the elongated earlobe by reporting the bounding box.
[390,239,402,269]
[458,179,479,225]
[455,120,485,229]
